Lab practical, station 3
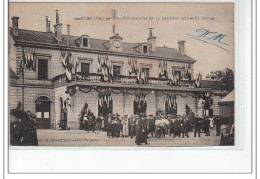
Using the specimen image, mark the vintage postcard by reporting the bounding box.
[9,2,234,147]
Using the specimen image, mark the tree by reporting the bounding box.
[206,68,234,91]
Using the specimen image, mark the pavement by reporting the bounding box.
[36,129,221,147]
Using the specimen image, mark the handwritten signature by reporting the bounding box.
[186,28,229,53]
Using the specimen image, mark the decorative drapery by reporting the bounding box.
[97,55,113,82]
[136,66,148,84]
[127,58,147,84]
[198,91,213,109]
[195,73,202,87]
[61,50,79,81]
[76,86,196,99]
[22,46,37,71]
[158,61,168,78]
[165,93,177,111]
[167,68,179,86]
[98,94,112,108]
[181,65,192,80]
[128,58,138,75]
[134,92,146,108]
[66,86,76,96]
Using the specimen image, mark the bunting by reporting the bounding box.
[137,66,148,84]
[182,65,192,80]
[166,94,177,111]
[134,93,146,107]
[61,50,79,81]
[159,61,168,78]
[98,94,112,108]
[195,73,202,87]
[167,67,179,86]
[128,58,138,75]
[22,47,37,71]
[198,91,213,109]
[97,55,113,82]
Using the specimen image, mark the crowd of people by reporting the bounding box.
[80,110,235,146]
[10,106,38,146]
[9,101,234,146]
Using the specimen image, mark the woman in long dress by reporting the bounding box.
[121,115,129,137]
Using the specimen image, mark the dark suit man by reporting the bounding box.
[194,114,202,137]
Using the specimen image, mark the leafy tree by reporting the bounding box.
[206,68,234,91]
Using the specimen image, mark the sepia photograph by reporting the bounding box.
[9,2,235,147]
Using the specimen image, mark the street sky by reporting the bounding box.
[9,2,234,78]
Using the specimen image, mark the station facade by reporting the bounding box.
[9,12,227,130]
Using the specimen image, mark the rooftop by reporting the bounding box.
[10,28,196,62]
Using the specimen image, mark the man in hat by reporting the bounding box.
[147,114,155,138]
[10,108,29,146]
[106,115,112,137]
[27,112,38,146]
[135,113,148,145]
[204,115,210,136]
[182,116,190,138]
[173,115,182,138]
[130,114,138,138]
[168,114,175,136]
[115,114,121,138]
[95,115,102,134]
[214,115,222,136]
[194,114,202,137]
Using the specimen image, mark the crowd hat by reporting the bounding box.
[10,108,29,123]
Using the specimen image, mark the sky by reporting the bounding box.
[9,2,234,78]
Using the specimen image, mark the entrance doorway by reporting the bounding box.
[35,96,51,129]
[165,101,177,116]
[133,100,147,115]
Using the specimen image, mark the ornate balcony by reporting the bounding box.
[53,72,196,88]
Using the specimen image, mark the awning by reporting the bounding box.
[218,90,234,104]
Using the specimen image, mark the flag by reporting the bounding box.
[195,73,202,87]
[22,47,37,71]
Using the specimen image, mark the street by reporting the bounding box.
[37,129,221,147]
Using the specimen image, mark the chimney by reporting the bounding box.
[11,16,19,36]
[46,16,51,32]
[149,28,153,38]
[56,10,59,24]
[67,24,70,46]
[53,10,63,41]
[147,28,156,52]
[178,40,185,55]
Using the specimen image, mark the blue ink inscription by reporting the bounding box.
[186,28,229,53]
